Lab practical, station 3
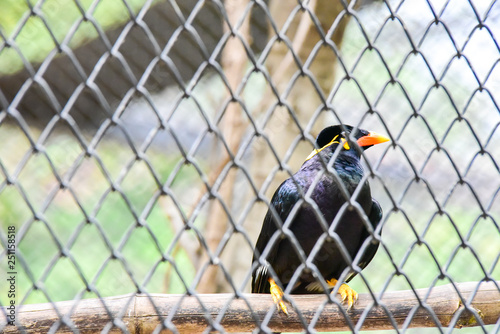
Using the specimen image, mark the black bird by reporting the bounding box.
[251,125,389,314]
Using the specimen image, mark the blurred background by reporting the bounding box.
[0,0,499,333]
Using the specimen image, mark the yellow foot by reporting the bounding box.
[327,278,358,310]
[268,278,288,316]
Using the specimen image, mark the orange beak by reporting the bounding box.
[357,131,390,147]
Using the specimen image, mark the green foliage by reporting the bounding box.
[0,0,151,74]
[0,125,196,305]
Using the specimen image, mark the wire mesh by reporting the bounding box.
[0,0,499,333]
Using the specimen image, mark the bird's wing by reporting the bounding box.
[252,180,300,293]
[345,198,383,283]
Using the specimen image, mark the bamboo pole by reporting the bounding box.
[2,281,499,333]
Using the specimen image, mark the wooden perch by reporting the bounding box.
[2,281,499,333]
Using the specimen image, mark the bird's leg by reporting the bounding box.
[268,278,288,316]
[327,278,358,310]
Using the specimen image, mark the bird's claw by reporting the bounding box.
[327,278,358,310]
[338,283,358,310]
[269,278,288,316]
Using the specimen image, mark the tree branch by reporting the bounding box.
[3,281,499,333]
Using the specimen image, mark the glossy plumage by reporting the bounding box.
[251,125,389,311]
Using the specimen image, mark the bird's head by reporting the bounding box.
[305,125,390,161]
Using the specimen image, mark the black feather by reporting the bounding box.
[252,125,385,295]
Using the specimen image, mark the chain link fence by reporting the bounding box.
[0,0,499,333]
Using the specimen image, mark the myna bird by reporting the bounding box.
[251,125,390,315]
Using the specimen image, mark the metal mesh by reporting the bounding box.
[0,0,499,333]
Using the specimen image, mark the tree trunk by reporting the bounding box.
[221,0,354,293]
[196,0,251,293]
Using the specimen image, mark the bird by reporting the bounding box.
[251,125,390,315]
